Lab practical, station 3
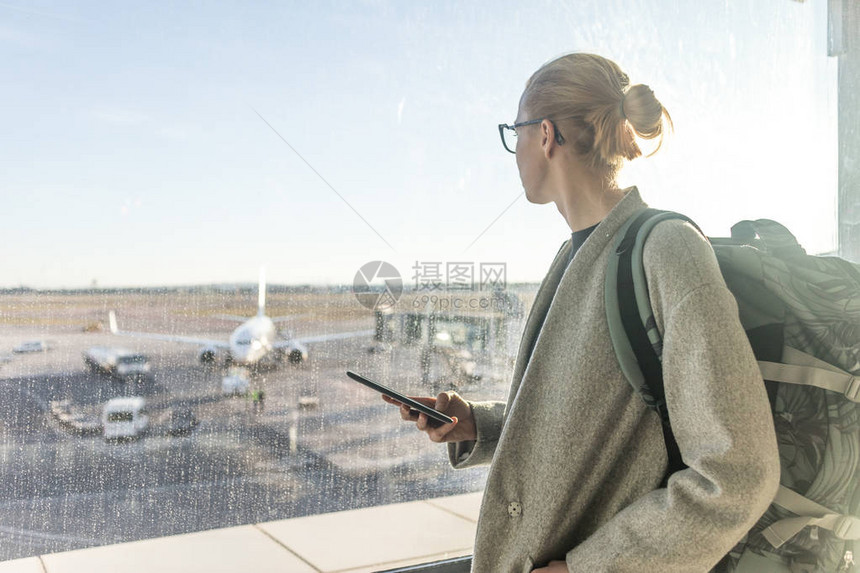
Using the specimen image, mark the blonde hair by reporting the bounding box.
[522,53,672,181]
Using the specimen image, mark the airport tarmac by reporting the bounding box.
[0,292,520,561]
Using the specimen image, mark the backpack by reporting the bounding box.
[604,208,860,573]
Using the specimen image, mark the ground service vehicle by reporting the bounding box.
[102,397,149,440]
[84,346,151,380]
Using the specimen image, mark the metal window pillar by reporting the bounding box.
[835,0,860,262]
[376,556,472,573]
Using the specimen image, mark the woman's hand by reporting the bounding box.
[382,391,477,443]
[531,560,568,572]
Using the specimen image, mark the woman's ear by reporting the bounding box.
[540,119,559,159]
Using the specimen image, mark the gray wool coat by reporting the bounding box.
[448,187,781,573]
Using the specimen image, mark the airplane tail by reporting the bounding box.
[258,267,266,317]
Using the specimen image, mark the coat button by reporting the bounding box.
[507,501,522,517]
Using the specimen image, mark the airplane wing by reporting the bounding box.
[274,329,375,348]
[271,313,313,324]
[212,314,251,322]
[109,311,230,349]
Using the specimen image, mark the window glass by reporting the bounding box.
[0,0,837,561]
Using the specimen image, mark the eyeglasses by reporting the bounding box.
[498,118,565,154]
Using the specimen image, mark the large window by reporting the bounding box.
[0,0,838,561]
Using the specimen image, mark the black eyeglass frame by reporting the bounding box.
[498,118,566,154]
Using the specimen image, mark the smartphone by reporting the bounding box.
[346,370,455,427]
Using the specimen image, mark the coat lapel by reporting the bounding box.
[509,240,572,394]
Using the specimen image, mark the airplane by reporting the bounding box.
[108,269,374,368]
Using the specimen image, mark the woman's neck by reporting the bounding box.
[554,180,627,233]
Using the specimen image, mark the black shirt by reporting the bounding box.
[568,222,599,265]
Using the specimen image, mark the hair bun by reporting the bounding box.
[622,84,669,142]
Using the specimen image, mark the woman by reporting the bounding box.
[383,53,780,573]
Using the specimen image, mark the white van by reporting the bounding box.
[102,397,149,440]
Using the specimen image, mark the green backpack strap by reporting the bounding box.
[605,208,704,486]
[763,485,860,549]
[758,346,859,402]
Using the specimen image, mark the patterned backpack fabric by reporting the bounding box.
[604,209,860,573]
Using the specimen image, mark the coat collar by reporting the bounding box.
[508,186,649,393]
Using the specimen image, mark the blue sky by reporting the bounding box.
[0,1,838,288]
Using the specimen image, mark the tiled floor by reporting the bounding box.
[0,492,482,573]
